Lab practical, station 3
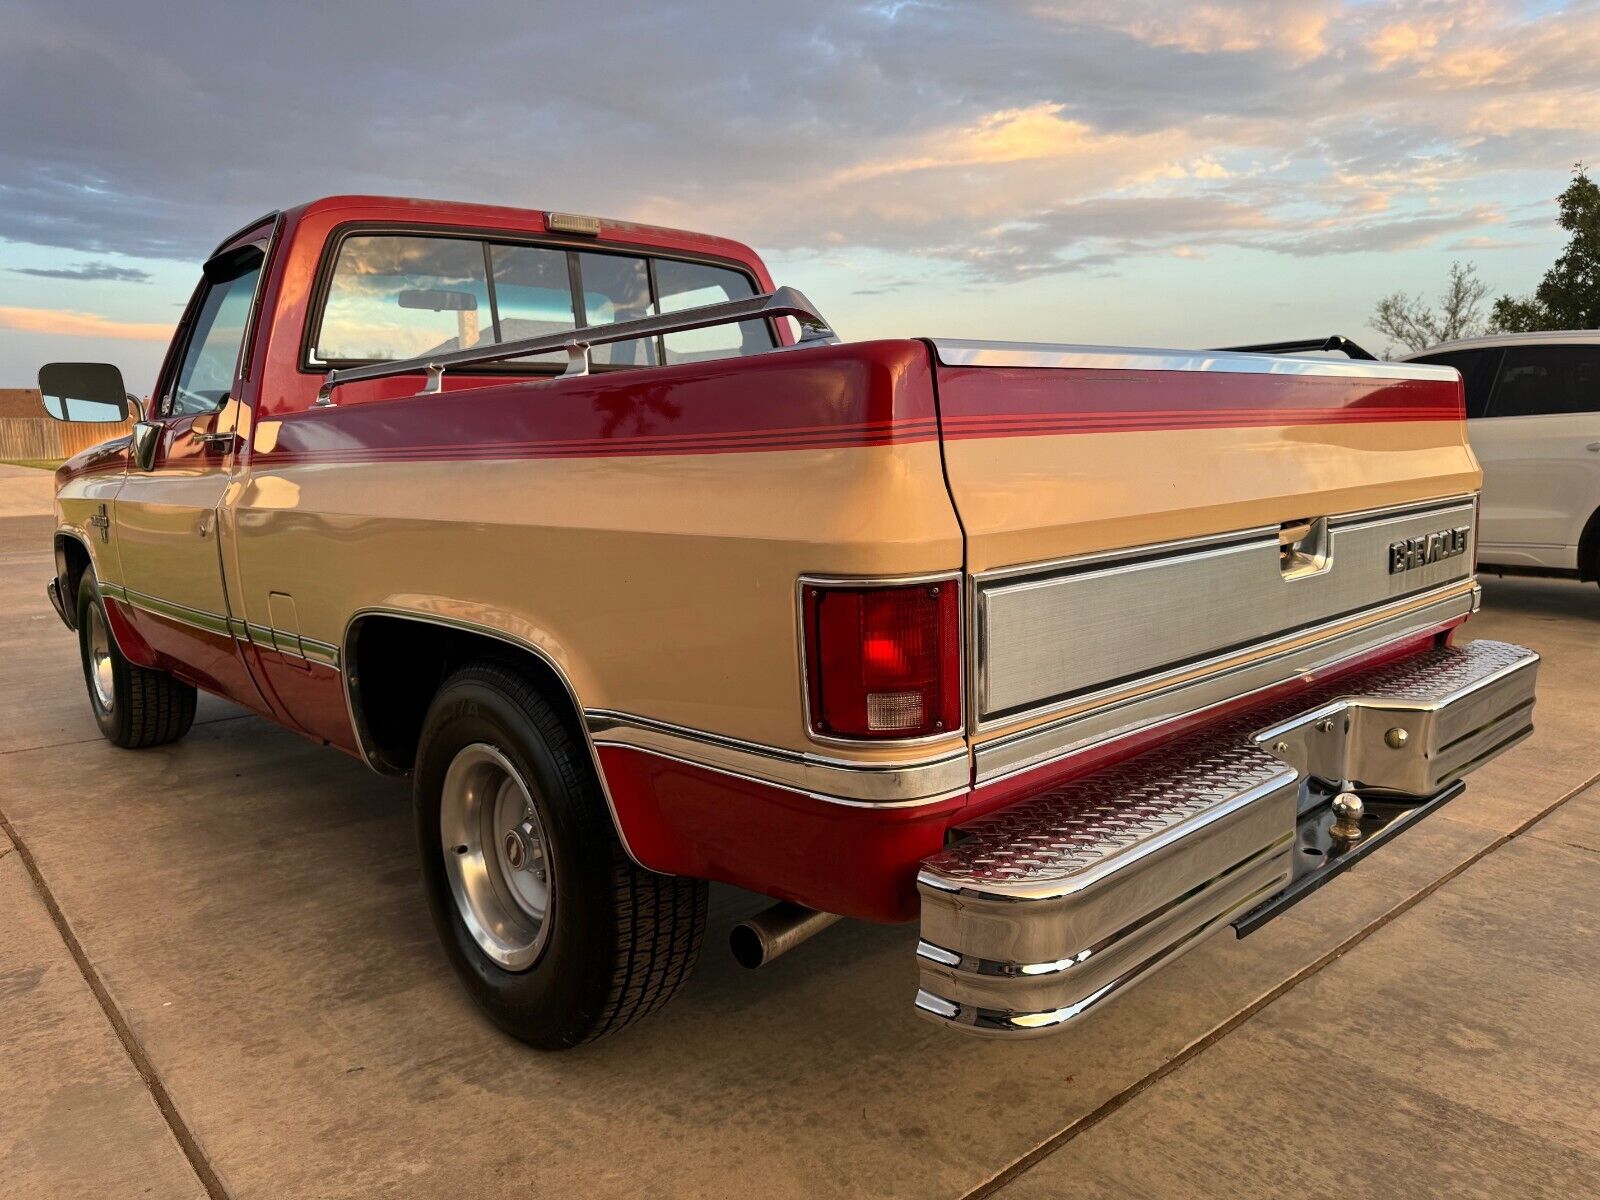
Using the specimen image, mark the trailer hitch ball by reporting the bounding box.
[1331,791,1365,842]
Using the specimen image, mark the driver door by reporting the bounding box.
[114,242,264,706]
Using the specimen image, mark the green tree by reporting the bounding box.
[1491,164,1600,331]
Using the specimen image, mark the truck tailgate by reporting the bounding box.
[926,340,1482,778]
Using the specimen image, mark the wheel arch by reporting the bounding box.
[52,529,94,631]
[340,609,643,865]
[1578,506,1600,582]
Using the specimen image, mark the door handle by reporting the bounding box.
[190,397,238,451]
[1586,442,1600,453]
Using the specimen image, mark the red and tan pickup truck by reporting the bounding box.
[39,195,1539,1048]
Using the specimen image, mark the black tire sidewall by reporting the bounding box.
[76,573,128,744]
[413,669,621,1049]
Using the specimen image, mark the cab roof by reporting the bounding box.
[217,194,770,279]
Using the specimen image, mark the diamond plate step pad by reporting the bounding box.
[923,639,1535,896]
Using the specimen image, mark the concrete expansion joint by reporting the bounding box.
[0,713,253,758]
[1526,830,1600,857]
[956,763,1600,1200]
[0,806,234,1200]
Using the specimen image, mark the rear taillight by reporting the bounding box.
[801,579,961,740]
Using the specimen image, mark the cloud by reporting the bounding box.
[1449,234,1533,251]
[9,261,151,282]
[0,305,171,340]
[0,0,1593,285]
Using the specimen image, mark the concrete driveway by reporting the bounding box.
[2,485,1597,1199]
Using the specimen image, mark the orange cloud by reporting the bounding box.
[0,306,171,341]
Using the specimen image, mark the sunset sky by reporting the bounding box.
[1,0,1595,388]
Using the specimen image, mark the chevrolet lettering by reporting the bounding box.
[37,196,1539,1048]
[1389,527,1472,575]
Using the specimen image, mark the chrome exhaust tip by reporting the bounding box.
[730,902,840,969]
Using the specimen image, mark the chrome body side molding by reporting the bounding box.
[930,339,1460,382]
[916,639,1539,1037]
[99,581,340,668]
[585,710,971,806]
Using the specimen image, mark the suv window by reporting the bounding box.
[310,232,775,371]
[1410,348,1501,419]
[1487,345,1600,417]
[168,249,264,416]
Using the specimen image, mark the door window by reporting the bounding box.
[1486,345,1600,417]
[1410,348,1502,419]
[168,250,264,416]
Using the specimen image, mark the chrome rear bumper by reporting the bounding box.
[915,639,1539,1037]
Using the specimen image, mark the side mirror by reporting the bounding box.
[38,363,130,423]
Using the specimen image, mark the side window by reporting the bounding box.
[1487,345,1600,418]
[1411,348,1502,419]
[167,250,263,416]
[315,235,492,363]
[573,251,657,367]
[655,259,774,365]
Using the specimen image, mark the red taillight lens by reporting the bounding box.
[803,581,961,740]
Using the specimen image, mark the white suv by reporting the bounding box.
[1406,332,1600,584]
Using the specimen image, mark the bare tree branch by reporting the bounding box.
[1371,261,1489,354]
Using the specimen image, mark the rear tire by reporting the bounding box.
[77,574,196,749]
[413,659,707,1049]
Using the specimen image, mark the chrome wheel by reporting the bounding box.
[439,742,554,971]
[86,602,115,713]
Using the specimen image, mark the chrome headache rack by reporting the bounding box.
[313,286,839,407]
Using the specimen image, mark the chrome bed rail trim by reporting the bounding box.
[973,582,1478,786]
[930,339,1460,381]
[585,709,971,806]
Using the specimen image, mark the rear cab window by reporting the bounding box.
[309,231,775,374]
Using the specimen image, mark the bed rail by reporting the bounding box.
[313,285,838,407]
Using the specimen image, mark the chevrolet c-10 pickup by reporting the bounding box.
[38,195,1539,1048]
